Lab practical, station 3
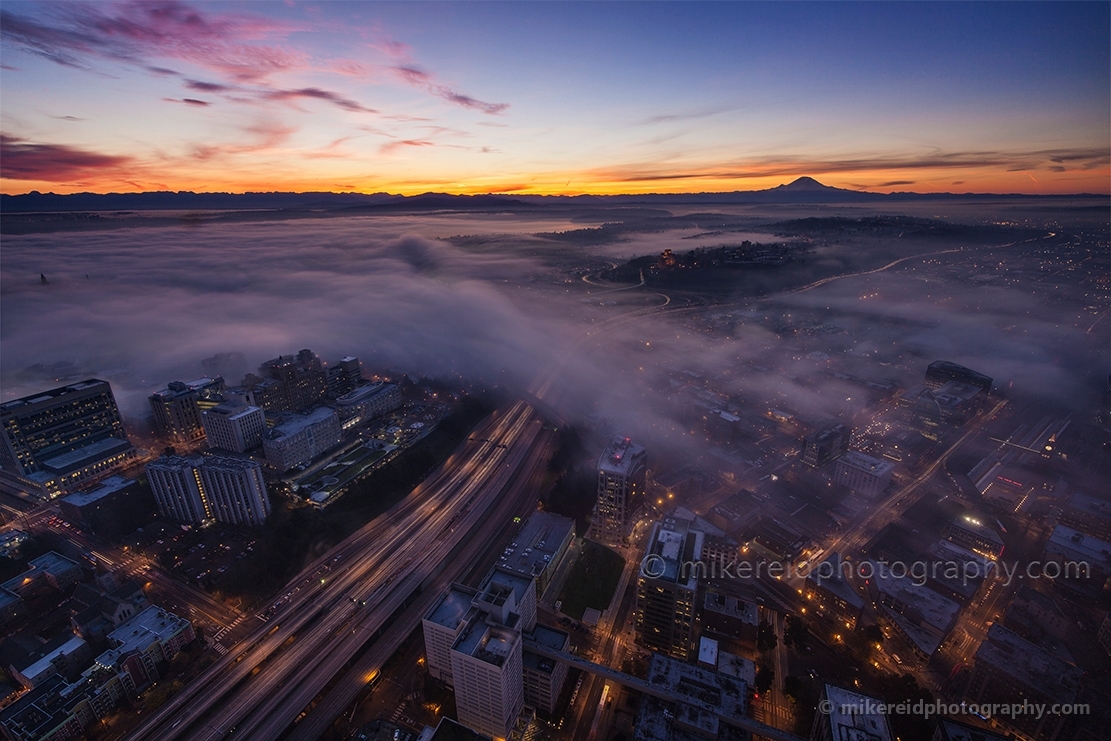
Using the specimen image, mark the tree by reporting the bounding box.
[785,614,810,648]
[757,620,778,652]
[862,624,884,646]
[755,665,774,694]
[783,674,801,700]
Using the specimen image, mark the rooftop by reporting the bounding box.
[951,515,1004,547]
[0,379,110,413]
[204,402,262,420]
[1046,524,1111,568]
[644,517,704,587]
[61,475,137,507]
[27,551,80,576]
[453,619,519,667]
[425,585,478,629]
[266,406,339,439]
[1066,491,1111,521]
[644,652,747,723]
[837,450,894,477]
[598,436,647,477]
[822,684,894,741]
[478,566,534,607]
[714,651,755,686]
[106,606,190,653]
[497,511,574,581]
[703,590,758,625]
[150,377,221,399]
[427,717,492,741]
[39,436,132,473]
[16,635,86,683]
[336,381,396,405]
[974,623,1081,704]
[875,573,960,635]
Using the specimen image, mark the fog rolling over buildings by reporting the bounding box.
[1,200,1106,447]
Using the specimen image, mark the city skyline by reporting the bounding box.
[1,1,1108,196]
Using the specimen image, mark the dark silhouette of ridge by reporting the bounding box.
[0,179,1102,214]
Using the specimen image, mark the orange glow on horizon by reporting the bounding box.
[3,165,1108,198]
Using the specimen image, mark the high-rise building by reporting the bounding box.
[195,455,271,526]
[146,454,270,526]
[589,437,647,544]
[148,377,225,442]
[326,356,363,398]
[833,451,894,499]
[201,403,266,453]
[423,566,540,739]
[262,407,342,471]
[925,360,993,393]
[450,619,523,741]
[522,625,570,715]
[906,381,984,441]
[0,380,136,499]
[146,455,209,523]
[257,350,327,412]
[636,516,703,660]
[802,423,849,468]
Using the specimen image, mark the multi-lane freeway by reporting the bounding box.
[125,402,545,741]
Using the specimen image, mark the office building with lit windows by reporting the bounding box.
[262,407,342,471]
[588,437,647,544]
[946,515,1004,560]
[148,377,225,442]
[802,423,849,468]
[201,403,266,453]
[146,454,270,526]
[636,516,703,660]
[0,380,136,499]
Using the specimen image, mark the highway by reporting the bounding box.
[125,402,544,741]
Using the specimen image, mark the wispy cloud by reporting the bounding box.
[379,139,436,155]
[264,87,377,114]
[589,148,1111,183]
[1,2,303,81]
[392,65,508,115]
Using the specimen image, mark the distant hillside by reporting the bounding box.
[1,178,1100,216]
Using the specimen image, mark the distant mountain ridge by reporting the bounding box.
[0,178,1100,213]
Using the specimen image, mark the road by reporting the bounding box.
[124,402,544,741]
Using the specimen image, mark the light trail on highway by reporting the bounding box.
[125,403,541,741]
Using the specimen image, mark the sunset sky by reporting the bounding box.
[1,1,1108,196]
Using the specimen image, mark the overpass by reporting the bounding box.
[522,639,806,741]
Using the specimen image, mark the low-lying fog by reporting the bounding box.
[1,200,1106,456]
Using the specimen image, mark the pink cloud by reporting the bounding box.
[0,134,134,181]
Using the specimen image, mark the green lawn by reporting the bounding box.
[557,540,625,620]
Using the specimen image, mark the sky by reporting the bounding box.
[1,1,1108,196]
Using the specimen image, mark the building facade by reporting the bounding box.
[334,382,402,430]
[262,407,342,471]
[0,380,136,499]
[589,437,647,544]
[201,403,266,453]
[636,516,703,660]
[833,451,894,499]
[802,424,850,468]
[149,377,225,442]
[146,454,270,526]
